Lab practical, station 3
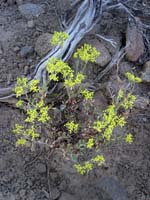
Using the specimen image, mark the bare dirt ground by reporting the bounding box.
[0,1,150,200]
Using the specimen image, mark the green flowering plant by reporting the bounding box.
[125,133,133,144]
[80,89,94,100]
[51,31,69,47]
[14,77,28,97]
[13,31,140,175]
[74,43,100,63]
[13,78,50,145]
[65,121,79,134]
[87,138,94,149]
[125,72,142,83]
[74,155,105,175]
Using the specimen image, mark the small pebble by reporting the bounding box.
[51,188,60,200]
[20,46,33,57]
[1,58,5,64]
[19,189,26,196]
[7,74,12,85]
[7,0,15,6]
[27,179,33,186]
[13,46,20,53]
[24,66,29,75]
[27,20,35,28]
[0,46,2,54]
[16,0,23,5]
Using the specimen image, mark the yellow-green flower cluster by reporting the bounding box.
[13,124,40,145]
[47,58,73,81]
[117,89,136,110]
[16,138,27,146]
[29,79,40,92]
[74,43,100,63]
[65,121,79,134]
[36,100,44,108]
[74,161,93,175]
[16,100,23,107]
[25,101,50,124]
[125,133,133,144]
[125,72,142,83]
[25,125,40,140]
[13,124,24,134]
[117,89,124,100]
[38,106,50,123]
[64,72,85,88]
[50,31,69,47]
[81,89,94,100]
[121,93,136,109]
[93,104,126,141]
[25,109,38,123]
[74,154,105,175]
[14,77,28,97]
[87,138,94,149]
[91,155,105,166]
[14,77,40,98]
[47,58,85,88]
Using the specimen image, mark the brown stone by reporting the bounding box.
[126,22,145,62]
[90,39,111,67]
[141,61,150,83]
[35,33,52,57]
[119,61,131,75]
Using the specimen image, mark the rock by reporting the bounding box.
[141,61,150,83]
[0,48,2,55]
[90,39,111,67]
[7,0,15,6]
[28,190,35,200]
[57,0,72,12]
[119,62,131,75]
[19,189,26,196]
[24,65,29,75]
[18,3,45,19]
[7,73,12,85]
[93,90,108,110]
[51,188,60,200]
[134,96,149,109]
[27,20,35,28]
[27,179,33,186]
[95,177,129,200]
[36,163,46,174]
[20,46,33,57]
[1,58,5,64]
[16,0,23,6]
[35,33,52,57]
[0,193,3,199]
[13,46,20,53]
[59,192,77,200]
[0,43,2,54]
[49,107,62,126]
[126,22,145,62]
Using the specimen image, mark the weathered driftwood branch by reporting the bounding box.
[0,0,102,100]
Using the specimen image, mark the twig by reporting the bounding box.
[96,34,117,48]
